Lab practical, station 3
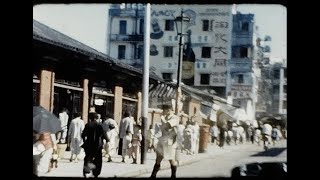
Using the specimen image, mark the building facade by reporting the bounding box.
[271,60,287,116]
[107,4,233,98]
[226,12,255,120]
[107,4,145,68]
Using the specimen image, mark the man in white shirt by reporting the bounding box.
[57,108,69,144]
[210,124,219,145]
[68,112,85,162]
[150,104,179,178]
[118,110,134,162]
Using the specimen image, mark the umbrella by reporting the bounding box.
[33,106,62,134]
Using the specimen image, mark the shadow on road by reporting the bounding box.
[251,147,287,157]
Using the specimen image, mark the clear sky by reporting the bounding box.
[33,4,286,62]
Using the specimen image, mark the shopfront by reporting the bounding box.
[93,87,114,118]
[52,79,83,120]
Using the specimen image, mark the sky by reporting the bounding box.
[33,4,286,63]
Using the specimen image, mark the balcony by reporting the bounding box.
[283,78,287,85]
[283,93,287,100]
[273,94,280,100]
[109,9,145,17]
[118,58,143,66]
[110,34,143,42]
[229,58,252,72]
[273,79,280,85]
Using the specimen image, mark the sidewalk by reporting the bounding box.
[43,140,287,178]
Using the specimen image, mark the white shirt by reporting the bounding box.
[59,112,69,130]
[210,126,219,137]
[68,117,85,140]
[119,117,134,138]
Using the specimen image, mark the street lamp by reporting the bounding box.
[174,9,190,115]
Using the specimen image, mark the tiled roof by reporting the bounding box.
[33,19,163,81]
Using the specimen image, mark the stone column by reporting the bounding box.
[82,78,89,124]
[39,69,54,112]
[113,86,123,124]
[137,92,142,123]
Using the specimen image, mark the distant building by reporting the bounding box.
[106,4,145,68]
[271,60,287,116]
[107,4,233,98]
[227,12,256,120]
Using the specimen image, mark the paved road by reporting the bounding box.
[136,141,287,178]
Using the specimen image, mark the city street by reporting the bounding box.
[43,140,286,178]
[136,140,287,178]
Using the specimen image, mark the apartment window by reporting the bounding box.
[204,36,208,42]
[241,22,249,31]
[118,45,126,59]
[197,63,200,68]
[119,20,127,35]
[137,45,143,59]
[200,74,210,85]
[202,20,209,31]
[165,20,174,31]
[210,20,214,31]
[164,46,173,57]
[162,73,172,81]
[139,19,144,34]
[202,47,211,58]
[240,47,248,58]
[283,85,287,93]
[284,68,287,78]
[273,85,280,94]
[274,70,280,79]
[283,101,287,109]
[232,46,237,58]
[238,74,244,84]
[203,63,206,68]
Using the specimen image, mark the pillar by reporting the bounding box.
[113,86,123,124]
[39,69,54,112]
[137,92,142,123]
[82,78,89,124]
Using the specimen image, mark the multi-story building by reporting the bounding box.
[107,4,233,98]
[106,4,145,68]
[226,12,255,119]
[253,30,273,118]
[271,59,287,116]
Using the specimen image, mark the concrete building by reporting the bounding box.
[106,4,145,68]
[226,12,255,121]
[107,4,233,98]
[271,60,287,116]
[253,29,273,119]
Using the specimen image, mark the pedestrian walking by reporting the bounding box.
[118,110,134,162]
[210,124,219,145]
[131,123,142,164]
[147,125,156,153]
[81,112,108,178]
[150,103,179,178]
[57,108,69,143]
[68,112,85,162]
[102,112,119,162]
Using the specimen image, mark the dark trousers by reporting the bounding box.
[83,148,102,177]
[118,138,123,155]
